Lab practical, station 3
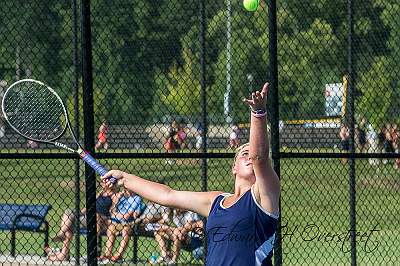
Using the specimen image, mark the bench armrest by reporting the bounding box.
[12,214,45,231]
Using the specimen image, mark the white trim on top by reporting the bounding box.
[251,185,279,220]
[219,192,247,209]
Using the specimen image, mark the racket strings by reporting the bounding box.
[3,81,66,141]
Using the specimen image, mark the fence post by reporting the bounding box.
[347,0,357,265]
[81,0,98,265]
[72,0,81,264]
[268,0,282,265]
[199,0,209,262]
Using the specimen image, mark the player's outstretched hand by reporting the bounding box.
[243,82,269,111]
[102,170,125,188]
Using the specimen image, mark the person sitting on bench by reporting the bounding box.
[151,209,203,265]
[99,188,143,262]
[45,182,115,262]
[135,201,171,229]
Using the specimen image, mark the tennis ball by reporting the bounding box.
[243,0,259,12]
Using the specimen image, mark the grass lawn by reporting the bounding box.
[0,149,399,265]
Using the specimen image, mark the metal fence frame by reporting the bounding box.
[1,0,399,265]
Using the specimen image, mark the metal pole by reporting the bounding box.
[199,0,208,261]
[81,0,98,265]
[268,0,282,265]
[72,0,81,264]
[347,0,357,265]
[199,0,208,192]
[224,0,232,124]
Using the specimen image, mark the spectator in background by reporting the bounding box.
[164,121,178,151]
[390,124,399,169]
[176,122,187,149]
[377,125,386,151]
[194,122,204,151]
[229,124,241,149]
[95,120,109,150]
[135,201,171,229]
[366,123,379,166]
[383,123,395,153]
[356,117,367,152]
[151,209,203,265]
[27,140,39,149]
[339,123,350,164]
[45,182,115,262]
[99,189,143,262]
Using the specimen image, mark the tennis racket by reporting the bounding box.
[1,79,116,183]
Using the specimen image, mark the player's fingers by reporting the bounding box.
[261,82,269,95]
[101,170,113,180]
[243,98,252,104]
[102,170,117,185]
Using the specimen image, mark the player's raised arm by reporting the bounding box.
[243,82,280,216]
[102,170,221,217]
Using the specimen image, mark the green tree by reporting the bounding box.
[156,48,201,116]
[357,2,400,129]
[66,81,109,139]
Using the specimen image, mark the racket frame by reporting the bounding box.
[2,79,113,179]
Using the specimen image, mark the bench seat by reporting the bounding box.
[0,203,52,256]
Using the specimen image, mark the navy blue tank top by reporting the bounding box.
[96,194,112,217]
[206,187,278,266]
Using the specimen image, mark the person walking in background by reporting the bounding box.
[164,120,180,164]
[176,122,187,149]
[102,82,280,265]
[356,117,367,152]
[95,120,109,150]
[381,123,395,165]
[229,124,241,149]
[366,123,379,166]
[27,139,39,149]
[194,122,204,151]
[339,123,350,164]
[389,123,399,169]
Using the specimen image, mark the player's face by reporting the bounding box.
[232,146,255,180]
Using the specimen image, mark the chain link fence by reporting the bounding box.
[0,0,399,265]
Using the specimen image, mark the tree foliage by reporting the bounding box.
[0,0,398,125]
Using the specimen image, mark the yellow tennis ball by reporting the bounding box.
[243,0,259,12]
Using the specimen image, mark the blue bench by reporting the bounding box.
[0,203,52,256]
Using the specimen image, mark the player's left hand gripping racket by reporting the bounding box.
[1,79,116,183]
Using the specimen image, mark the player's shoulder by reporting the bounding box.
[208,190,225,200]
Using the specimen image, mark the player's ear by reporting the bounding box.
[232,164,237,176]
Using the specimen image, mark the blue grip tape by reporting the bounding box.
[81,152,116,183]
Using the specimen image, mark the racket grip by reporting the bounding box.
[80,151,117,184]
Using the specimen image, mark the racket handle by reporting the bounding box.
[80,151,117,184]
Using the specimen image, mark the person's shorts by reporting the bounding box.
[340,140,350,151]
[358,132,367,146]
[79,212,109,228]
[113,222,131,232]
[384,140,395,153]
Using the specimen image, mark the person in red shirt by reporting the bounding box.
[96,120,109,150]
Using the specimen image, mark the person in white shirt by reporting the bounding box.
[151,209,202,265]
